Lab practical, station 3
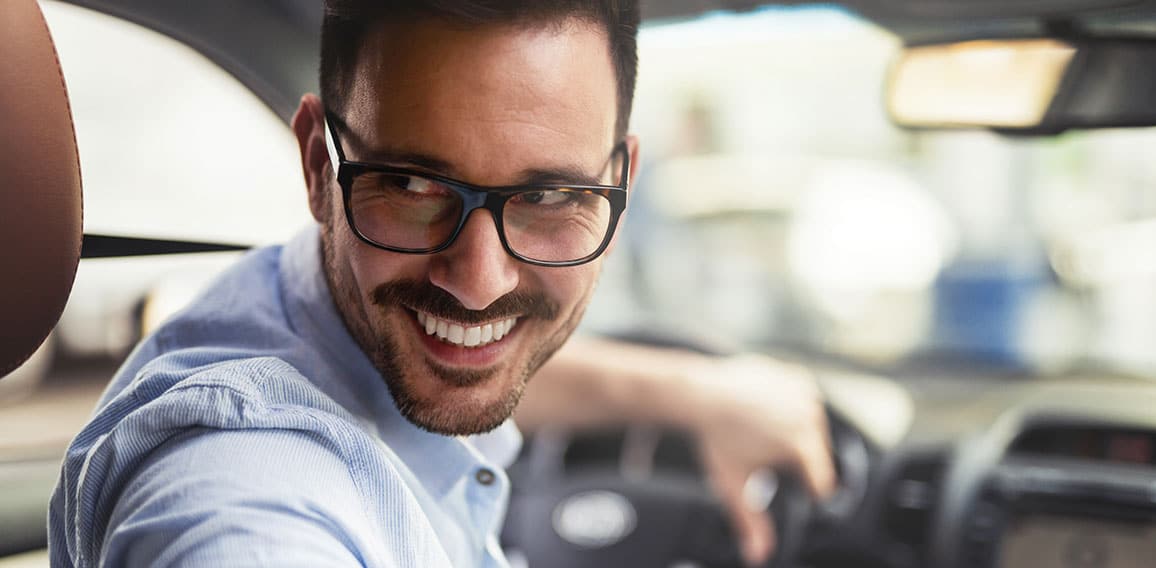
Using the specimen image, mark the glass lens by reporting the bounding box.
[503,189,612,262]
[349,171,462,250]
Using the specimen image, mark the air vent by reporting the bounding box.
[1009,423,1156,467]
[881,451,947,566]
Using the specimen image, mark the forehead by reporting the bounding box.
[342,18,618,184]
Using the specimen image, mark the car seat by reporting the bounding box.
[0,0,84,380]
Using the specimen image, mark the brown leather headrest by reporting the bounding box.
[0,0,83,379]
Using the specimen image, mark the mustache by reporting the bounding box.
[371,280,558,324]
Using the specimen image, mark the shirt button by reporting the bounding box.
[475,467,496,486]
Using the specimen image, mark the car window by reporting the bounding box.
[43,0,310,245]
[2,0,312,454]
[43,0,312,359]
[584,6,1156,377]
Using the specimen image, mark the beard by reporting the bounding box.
[320,232,586,436]
[363,279,570,435]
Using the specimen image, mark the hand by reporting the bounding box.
[682,354,837,566]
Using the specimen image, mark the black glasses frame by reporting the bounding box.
[324,113,629,267]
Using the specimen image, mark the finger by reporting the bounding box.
[794,428,838,499]
[707,453,777,567]
[727,483,776,567]
[730,499,776,566]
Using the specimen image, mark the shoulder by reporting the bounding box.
[99,354,357,436]
[51,357,450,567]
[101,428,448,567]
[62,355,368,498]
[101,427,367,567]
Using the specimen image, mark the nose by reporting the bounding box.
[428,210,520,310]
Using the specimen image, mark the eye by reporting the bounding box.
[393,175,439,194]
[517,190,573,206]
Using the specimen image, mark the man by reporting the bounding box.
[50,2,832,566]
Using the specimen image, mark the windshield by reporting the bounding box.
[583,6,1156,379]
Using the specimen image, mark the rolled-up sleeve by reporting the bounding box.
[102,428,369,567]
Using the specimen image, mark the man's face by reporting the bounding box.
[306,18,630,435]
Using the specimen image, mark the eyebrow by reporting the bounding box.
[328,113,612,187]
[357,148,607,188]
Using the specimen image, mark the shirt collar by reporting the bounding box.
[278,225,522,496]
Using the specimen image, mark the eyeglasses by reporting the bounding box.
[323,113,630,267]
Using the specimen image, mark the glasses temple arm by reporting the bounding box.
[323,117,345,177]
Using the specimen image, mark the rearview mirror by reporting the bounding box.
[887,37,1156,134]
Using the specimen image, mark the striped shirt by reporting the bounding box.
[49,225,522,567]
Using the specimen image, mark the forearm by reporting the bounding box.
[515,336,836,568]
[515,334,711,432]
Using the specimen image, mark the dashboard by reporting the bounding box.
[926,382,1156,568]
[828,375,1156,568]
[1009,425,1156,467]
[502,367,1156,568]
[1000,515,1155,568]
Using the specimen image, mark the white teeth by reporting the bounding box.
[416,311,519,348]
[448,324,465,344]
[464,326,482,347]
[494,318,517,341]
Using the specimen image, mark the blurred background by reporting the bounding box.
[9,0,1156,443]
[5,0,1156,561]
[587,7,1156,380]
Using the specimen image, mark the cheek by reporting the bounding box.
[345,245,429,305]
[537,263,602,312]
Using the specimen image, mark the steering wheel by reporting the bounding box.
[501,330,855,568]
[502,425,814,568]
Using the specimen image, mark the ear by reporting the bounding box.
[625,134,642,191]
[292,93,332,224]
[606,134,642,255]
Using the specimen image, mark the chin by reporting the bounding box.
[372,308,541,435]
[352,321,526,435]
[345,284,570,436]
[387,357,527,436]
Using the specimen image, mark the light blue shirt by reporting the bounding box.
[49,225,523,568]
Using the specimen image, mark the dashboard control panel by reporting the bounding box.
[958,422,1156,568]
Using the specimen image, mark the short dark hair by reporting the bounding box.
[320,0,640,140]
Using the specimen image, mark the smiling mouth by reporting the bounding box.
[414,310,519,348]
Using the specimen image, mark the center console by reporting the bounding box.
[963,455,1156,567]
[930,390,1156,568]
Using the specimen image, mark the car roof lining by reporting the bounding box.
[62,0,319,122]
[59,0,1156,120]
